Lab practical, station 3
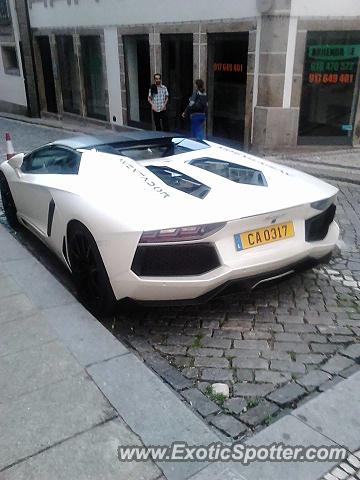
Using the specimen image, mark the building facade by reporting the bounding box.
[0,0,27,114]
[2,0,360,149]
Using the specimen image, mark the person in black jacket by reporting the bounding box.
[182,79,208,140]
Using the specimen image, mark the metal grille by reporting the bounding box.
[0,0,10,25]
[305,204,336,242]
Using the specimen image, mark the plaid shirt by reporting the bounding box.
[148,84,169,112]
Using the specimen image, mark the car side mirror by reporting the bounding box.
[8,153,24,170]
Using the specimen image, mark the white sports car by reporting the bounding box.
[0,131,339,315]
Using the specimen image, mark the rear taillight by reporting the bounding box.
[139,222,226,244]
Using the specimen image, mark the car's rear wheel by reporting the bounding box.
[0,173,21,230]
[67,222,116,317]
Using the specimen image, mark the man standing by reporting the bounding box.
[148,73,169,131]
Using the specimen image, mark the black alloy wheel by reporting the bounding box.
[0,173,21,230]
[68,223,116,317]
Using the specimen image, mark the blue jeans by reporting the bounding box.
[190,113,206,140]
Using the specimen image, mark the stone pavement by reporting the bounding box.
[0,223,159,479]
[0,113,122,158]
[1,114,360,479]
[190,370,360,479]
[0,222,223,480]
[265,147,360,185]
[1,206,360,480]
[110,178,360,441]
[1,210,360,480]
[2,114,360,441]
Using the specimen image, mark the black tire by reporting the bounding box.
[67,222,117,317]
[0,173,21,230]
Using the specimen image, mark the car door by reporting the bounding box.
[10,145,80,238]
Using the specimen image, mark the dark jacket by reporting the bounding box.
[183,91,208,116]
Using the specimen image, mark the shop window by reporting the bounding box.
[299,31,360,144]
[80,35,106,121]
[0,0,10,25]
[56,36,81,114]
[1,46,20,75]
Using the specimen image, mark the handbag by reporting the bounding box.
[190,93,206,113]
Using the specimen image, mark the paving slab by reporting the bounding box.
[239,400,279,428]
[231,416,339,480]
[0,275,21,299]
[88,353,221,480]
[0,293,37,324]
[2,418,161,480]
[0,340,83,403]
[188,463,246,480]
[0,374,116,471]
[182,388,220,417]
[321,355,354,375]
[293,371,360,451]
[267,383,306,406]
[0,312,56,357]
[340,343,360,360]
[189,416,338,480]
[0,228,31,261]
[209,414,247,438]
[297,370,332,390]
[142,351,193,390]
[42,303,128,367]
[2,257,75,309]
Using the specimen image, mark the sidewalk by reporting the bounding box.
[264,148,360,185]
[1,111,359,184]
[0,222,219,480]
[0,111,130,136]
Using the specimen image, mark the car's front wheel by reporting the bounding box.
[0,173,21,230]
[67,222,116,317]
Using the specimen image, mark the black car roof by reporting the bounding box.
[50,130,180,150]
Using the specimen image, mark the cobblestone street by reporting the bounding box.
[1,117,360,442]
[111,184,360,440]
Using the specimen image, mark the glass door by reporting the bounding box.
[207,32,249,145]
[56,36,80,114]
[161,34,193,133]
[123,35,151,128]
[37,36,58,114]
[298,31,360,145]
[80,35,106,121]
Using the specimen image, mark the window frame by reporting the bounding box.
[21,145,81,175]
[1,45,20,76]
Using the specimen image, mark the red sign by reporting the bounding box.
[308,73,354,84]
[213,63,244,73]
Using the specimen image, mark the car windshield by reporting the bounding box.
[86,137,209,161]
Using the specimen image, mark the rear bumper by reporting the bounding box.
[121,249,335,307]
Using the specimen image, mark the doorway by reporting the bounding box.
[207,33,249,144]
[161,34,193,132]
[56,35,81,115]
[124,35,152,128]
[80,35,106,121]
[37,36,57,114]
